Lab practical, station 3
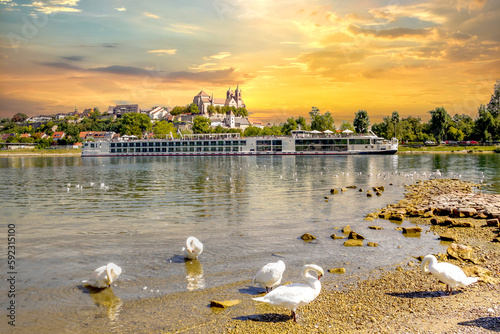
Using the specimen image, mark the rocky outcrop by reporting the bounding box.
[300,233,316,241]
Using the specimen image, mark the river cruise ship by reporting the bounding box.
[81,130,398,157]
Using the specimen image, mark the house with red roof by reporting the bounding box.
[52,131,66,140]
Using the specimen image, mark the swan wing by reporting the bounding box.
[432,262,472,287]
[253,262,285,288]
[253,283,318,310]
[82,265,108,288]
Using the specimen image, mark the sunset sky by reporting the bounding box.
[0,0,499,125]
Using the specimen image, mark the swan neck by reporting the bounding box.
[106,264,113,285]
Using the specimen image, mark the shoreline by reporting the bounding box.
[17,179,500,333]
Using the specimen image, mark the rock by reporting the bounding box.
[367,191,373,197]
[486,218,499,227]
[342,225,351,233]
[451,220,474,228]
[300,233,316,241]
[359,188,363,192]
[367,242,378,247]
[376,191,382,196]
[435,206,452,216]
[346,186,357,189]
[395,227,403,231]
[344,239,363,247]
[324,196,330,199]
[438,233,457,242]
[389,213,404,221]
[493,237,500,243]
[341,187,348,192]
[452,207,477,218]
[328,268,346,274]
[330,189,339,194]
[348,231,365,240]
[422,211,434,218]
[369,226,383,230]
[430,218,439,225]
[330,233,345,240]
[373,186,385,192]
[395,266,404,272]
[402,226,423,234]
[210,300,241,308]
[364,217,374,221]
[447,243,482,264]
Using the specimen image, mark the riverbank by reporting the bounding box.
[0,148,81,156]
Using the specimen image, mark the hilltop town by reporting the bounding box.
[0,87,258,149]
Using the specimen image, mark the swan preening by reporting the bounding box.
[421,254,478,295]
[182,236,203,260]
[82,263,122,289]
[252,264,324,322]
[252,260,286,293]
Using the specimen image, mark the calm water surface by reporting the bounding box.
[1,153,499,332]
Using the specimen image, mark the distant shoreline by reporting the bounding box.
[0,149,497,157]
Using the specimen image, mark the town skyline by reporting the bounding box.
[1,0,499,124]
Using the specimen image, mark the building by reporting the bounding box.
[193,86,245,115]
[107,104,140,116]
[27,115,53,122]
[52,131,66,140]
[146,106,170,120]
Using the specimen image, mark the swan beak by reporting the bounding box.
[318,274,323,280]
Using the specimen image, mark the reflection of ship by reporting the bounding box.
[185,259,205,291]
[82,131,398,157]
[88,287,123,321]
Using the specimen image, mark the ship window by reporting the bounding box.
[149,148,154,152]
[225,141,231,146]
[240,141,246,145]
[168,148,174,152]
[175,142,180,147]
[168,142,174,146]
[110,143,116,147]
[155,142,160,146]
[182,142,188,146]
[162,148,166,152]
[272,140,282,145]
[162,142,167,146]
[155,148,161,152]
[203,147,209,152]
[211,141,217,146]
[203,141,210,146]
[116,143,122,147]
[117,149,121,153]
[189,141,195,146]
[142,148,147,152]
[232,147,239,151]
[142,142,148,147]
[218,141,224,146]
[110,149,115,153]
[148,142,154,147]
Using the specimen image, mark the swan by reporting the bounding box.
[252,264,324,322]
[252,260,286,293]
[82,263,122,289]
[421,254,478,295]
[182,236,203,260]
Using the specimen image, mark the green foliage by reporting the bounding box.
[11,113,28,122]
[153,120,177,138]
[309,107,335,131]
[429,107,451,143]
[117,113,152,136]
[339,120,354,131]
[281,117,297,135]
[207,105,216,116]
[188,103,199,114]
[353,110,370,133]
[243,126,262,137]
[170,106,187,116]
[192,116,212,134]
[487,80,500,117]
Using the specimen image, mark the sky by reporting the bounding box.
[0,0,499,125]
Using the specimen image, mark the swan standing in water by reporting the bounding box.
[252,260,286,293]
[182,236,203,260]
[252,264,324,322]
[82,263,122,289]
[421,254,478,295]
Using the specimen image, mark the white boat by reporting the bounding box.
[81,130,398,157]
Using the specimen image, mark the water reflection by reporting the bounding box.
[184,259,205,291]
[87,287,123,321]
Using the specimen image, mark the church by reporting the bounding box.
[193,86,246,115]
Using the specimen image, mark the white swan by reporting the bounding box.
[182,236,203,260]
[252,264,324,322]
[252,260,286,293]
[421,254,478,295]
[82,263,122,289]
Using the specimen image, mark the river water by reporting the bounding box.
[1,153,499,332]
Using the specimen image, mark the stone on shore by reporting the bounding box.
[344,239,363,247]
[348,231,365,240]
[330,233,345,239]
[447,243,482,264]
[210,300,241,308]
[369,226,383,230]
[342,225,351,233]
[402,226,423,234]
[329,268,346,274]
[330,189,339,194]
[486,218,499,227]
[301,233,316,241]
[438,233,457,242]
[367,242,378,247]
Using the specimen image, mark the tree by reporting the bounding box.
[281,117,297,135]
[188,103,199,114]
[486,80,500,117]
[452,114,474,140]
[153,120,177,138]
[118,112,152,136]
[192,116,211,134]
[170,106,186,116]
[243,125,262,137]
[428,107,451,143]
[391,111,400,139]
[339,120,354,131]
[235,107,248,117]
[207,105,216,116]
[297,116,308,130]
[353,110,370,133]
[309,107,335,131]
[11,113,28,122]
[400,116,424,142]
[474,105,495,142]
